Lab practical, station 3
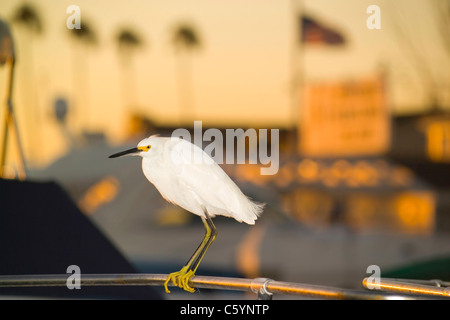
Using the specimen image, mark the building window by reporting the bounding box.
[426,121,450,162]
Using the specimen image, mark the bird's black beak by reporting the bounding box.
[108,147,140,159]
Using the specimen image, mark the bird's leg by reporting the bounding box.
[190,211,217,274]
[164,210,215,293]
[175,213,217,293]
[163,218,209,293]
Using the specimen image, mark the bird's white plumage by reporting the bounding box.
[137,136,264,224]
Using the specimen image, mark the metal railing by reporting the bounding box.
[1,273,449,299]
[362,277,450,298]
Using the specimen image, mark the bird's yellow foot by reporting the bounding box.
[164,267,196,293]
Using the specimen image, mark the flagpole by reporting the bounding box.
[289,0,303,155]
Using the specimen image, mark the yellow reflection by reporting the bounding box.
[297,159,319,181]
[331,159,351,180]
[236,224,266,279]
[394,192,435,234]
[351,161,379,186]
[426,121,450,162]
[235,164,271,186]
[78,176,120,215]
[155,207,192,226]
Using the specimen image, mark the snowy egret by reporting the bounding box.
[109,135,264,293]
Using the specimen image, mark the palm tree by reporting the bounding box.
[171,23,202,124]
[69,21,97,45]
[11,3,43,161]
[67,20,98,132]
[12,3,42,34]
[115,27,145,114]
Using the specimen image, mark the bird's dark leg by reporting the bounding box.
[183,218,211,267]
[164,208,216,293]
[190,210,217,274]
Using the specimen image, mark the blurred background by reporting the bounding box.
[1,0,450,299]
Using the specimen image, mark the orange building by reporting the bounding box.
[299,75,390,157]
[241,74,443,235]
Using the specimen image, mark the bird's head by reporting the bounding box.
[108,135,159,159]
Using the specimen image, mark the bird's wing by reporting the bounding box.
[165,138,247,218]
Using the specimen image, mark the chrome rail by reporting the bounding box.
[1,273,447,299]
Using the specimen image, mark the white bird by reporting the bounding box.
[109,135,264,293]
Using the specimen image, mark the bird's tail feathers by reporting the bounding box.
[240,198,265,225]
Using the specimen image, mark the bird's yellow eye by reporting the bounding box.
[138,145,151,152]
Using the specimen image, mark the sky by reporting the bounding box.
[0,0,449,166]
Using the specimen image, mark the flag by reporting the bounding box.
[301,15,346,46]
